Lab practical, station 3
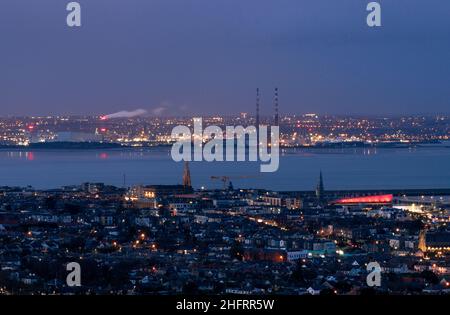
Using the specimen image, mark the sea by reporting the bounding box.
[0,145,449,191]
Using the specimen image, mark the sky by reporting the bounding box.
[0,0,449,116]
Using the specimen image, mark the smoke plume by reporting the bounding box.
[103,109,147,119]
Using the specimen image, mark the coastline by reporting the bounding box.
[0,140,448,151]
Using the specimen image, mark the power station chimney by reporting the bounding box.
[256,88,260,147]
[274,87,279,126]
[256,88,260,128]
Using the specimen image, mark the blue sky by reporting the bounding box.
[0,0,449,116]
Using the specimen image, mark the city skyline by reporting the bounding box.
[2,0,450,302]
[1,0,450,116]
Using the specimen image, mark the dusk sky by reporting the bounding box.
[1,0,449,116]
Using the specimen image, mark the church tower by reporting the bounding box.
[315,171,325,202]
[182,161,192,189]
[418,229,427,252]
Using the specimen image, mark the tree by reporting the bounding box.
[44,196,57,210]
[183,281,199,295]
[230,242,244,261]
[420,270,439,285]
[291,262,317,285]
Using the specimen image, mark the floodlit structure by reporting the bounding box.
[333,194,393,205]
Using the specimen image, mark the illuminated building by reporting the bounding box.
[129,185,191,200]
[332,194,393,205]
[424,232,450,252]
[418,229,427,252]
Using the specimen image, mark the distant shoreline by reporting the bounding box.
[0,140,448,151]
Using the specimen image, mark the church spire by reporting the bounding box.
[182,161,192,189]
[316,170,324,201]
[418,229,427,252]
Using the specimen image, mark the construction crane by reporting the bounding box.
[210,175,257,190]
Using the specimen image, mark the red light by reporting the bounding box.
[27,125,34,131]
[100,128,107,132]
[333,194,393,205]
[26,152,35,161]
[100,115,108,121]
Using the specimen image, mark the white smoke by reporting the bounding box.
[104,109,147,119]
[151,106,167,116]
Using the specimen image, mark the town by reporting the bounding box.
[0,114,448,148]
[1,166,449,295]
